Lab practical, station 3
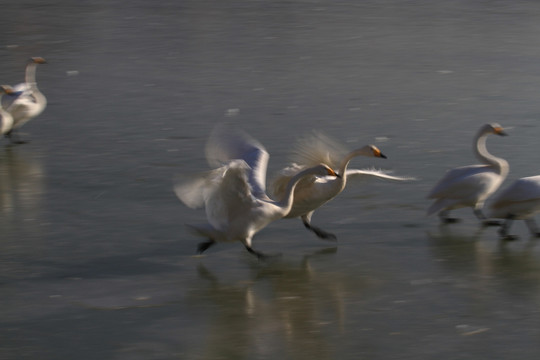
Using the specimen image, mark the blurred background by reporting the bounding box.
[2,0,540,359]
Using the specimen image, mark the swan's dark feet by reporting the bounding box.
[303,222,337,241]
[197,240,215,254]
[482,220,501,227]
[441,217,460,224]
[244,245,281,260]
[502,235,519,241]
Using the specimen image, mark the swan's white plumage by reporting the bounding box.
[2,57,47,139]
[175,126,339,256]
[427,123,509,222]
[490,176,540,220]
[271,132,412,239]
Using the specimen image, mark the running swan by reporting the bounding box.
[427,123,509,224]
[489,175,540,239]
[2,57,47,143]
[174,127,339,258]
[272,132,413,240]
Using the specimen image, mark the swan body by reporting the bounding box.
[175,127,339,258]
[427,123,509,223]
[0,86,22,137]
[272,132,413,239]
[489,175,540,239]
[2,57,47,143]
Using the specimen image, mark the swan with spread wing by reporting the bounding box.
[175,126,339,258]
[271,132,414,240]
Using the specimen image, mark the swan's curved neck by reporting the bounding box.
[25,63,39,89]
[275,168,319,211]
[337,149,367,186]
[474,130,508,176]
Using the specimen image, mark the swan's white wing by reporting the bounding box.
[174,167,227,209]
[205,125,269,199]
[345,168,416,181]
[491,175,540,208]
[428,165,490,198]
[428,165,498,200]
[204,160,256,231]
[291,131,347,169]
[0,90,24,110]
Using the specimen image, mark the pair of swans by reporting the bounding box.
[1,57,47,143]
[175,127,411,258]
[175,126,339,258]
[427,123,540,239]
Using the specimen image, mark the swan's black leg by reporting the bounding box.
[301,215,337,241]
[474,208,500,226]
[244,245,267,259]
[439,210,460,224]
[5,130,27,145]
[197,240,215,254]
[499,215,518,240]
[525,218,540,238]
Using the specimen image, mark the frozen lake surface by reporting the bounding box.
[2,1,540,359]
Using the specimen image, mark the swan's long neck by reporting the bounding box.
[275,167,321,212]
[337,148,369,189]
[25,63,39,90]
[474,130,509,177]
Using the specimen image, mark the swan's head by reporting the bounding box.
[485,123,508,136]
[353,145,387,159]
[29,57,47,64]
[369,145,387,159]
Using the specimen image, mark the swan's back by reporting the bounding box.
[491,175,540,209]
[428,164,494,199]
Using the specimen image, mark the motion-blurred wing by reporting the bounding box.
[205,124,269,198]
[345,168,416,181]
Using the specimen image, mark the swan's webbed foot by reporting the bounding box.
[498,218,518,240]
[244,245,281,260]
[197,240,215,254]
[482,220,501,227]
[438,210,460,224]
[302,221,337,241]
[441,217,460,224]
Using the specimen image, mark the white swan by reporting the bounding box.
[489,175,540,239]
[271,132,413,240]
[0,85,21,137]
[174,127,339,258]
[427,123,509,223]
[2,57,47,143]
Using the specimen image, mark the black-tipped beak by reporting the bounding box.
[336,173,342,178]
[380,153,387,159]
[498,131,508,136]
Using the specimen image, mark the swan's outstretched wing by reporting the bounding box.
[291,132,347,169]
[174,167,227,209]
[491,175,540,208]
[204,160,255,231]
[205,125,269,199]
[345,168,416,181]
